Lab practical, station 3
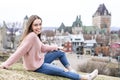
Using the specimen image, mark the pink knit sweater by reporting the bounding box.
[1,32,58,71]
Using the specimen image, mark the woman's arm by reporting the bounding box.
[41,43,58,53]
[41,43,64,53]
[0,32,36,69]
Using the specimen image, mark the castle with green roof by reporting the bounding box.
[57,3,111,45]
[58,3,111,35]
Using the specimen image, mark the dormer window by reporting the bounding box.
[104,10,107,15]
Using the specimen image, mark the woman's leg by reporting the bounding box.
[44,50,74,71]
[34,63,80,80]
[34,63,98,80]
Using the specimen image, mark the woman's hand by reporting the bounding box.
[0,65,4,69]
[58,46,64,50]
[0,65,7,69]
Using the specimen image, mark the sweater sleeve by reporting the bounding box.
[1,32,36,68]
[41,43,58,53]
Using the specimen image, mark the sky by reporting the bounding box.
[0,0,119,27]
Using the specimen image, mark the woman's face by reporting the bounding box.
[32,19,42,35]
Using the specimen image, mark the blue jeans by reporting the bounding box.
[34,50,80,80]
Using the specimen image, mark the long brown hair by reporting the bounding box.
[21,15,42,42]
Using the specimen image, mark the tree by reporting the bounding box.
[7,23,19,49]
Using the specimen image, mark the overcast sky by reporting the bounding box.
[0,0,119,27]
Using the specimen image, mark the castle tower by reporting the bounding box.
[1,21,8,49]
[0,26,3,50]
[22,15,28,33]
[92,4,111,33]
[72,15,83,34]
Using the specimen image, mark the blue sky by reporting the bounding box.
[0,0,119,27]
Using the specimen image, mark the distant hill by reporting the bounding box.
[42,26,120,32]
[42,27,58,31]
[110,27,120,31]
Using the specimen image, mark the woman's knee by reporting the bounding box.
[58,50,66,55]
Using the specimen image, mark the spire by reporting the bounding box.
[75,16,79,22]
[93,3,111,17]
[24,15,28,20]
[72,15,82,27]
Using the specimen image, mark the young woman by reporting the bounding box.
[0,15,98,80]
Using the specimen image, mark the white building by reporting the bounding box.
[70,34,84,52]
[84,39,97,55]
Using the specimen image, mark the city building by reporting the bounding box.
[57,3,111,55]
[0,3,113,56]
[92,3,111,33]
